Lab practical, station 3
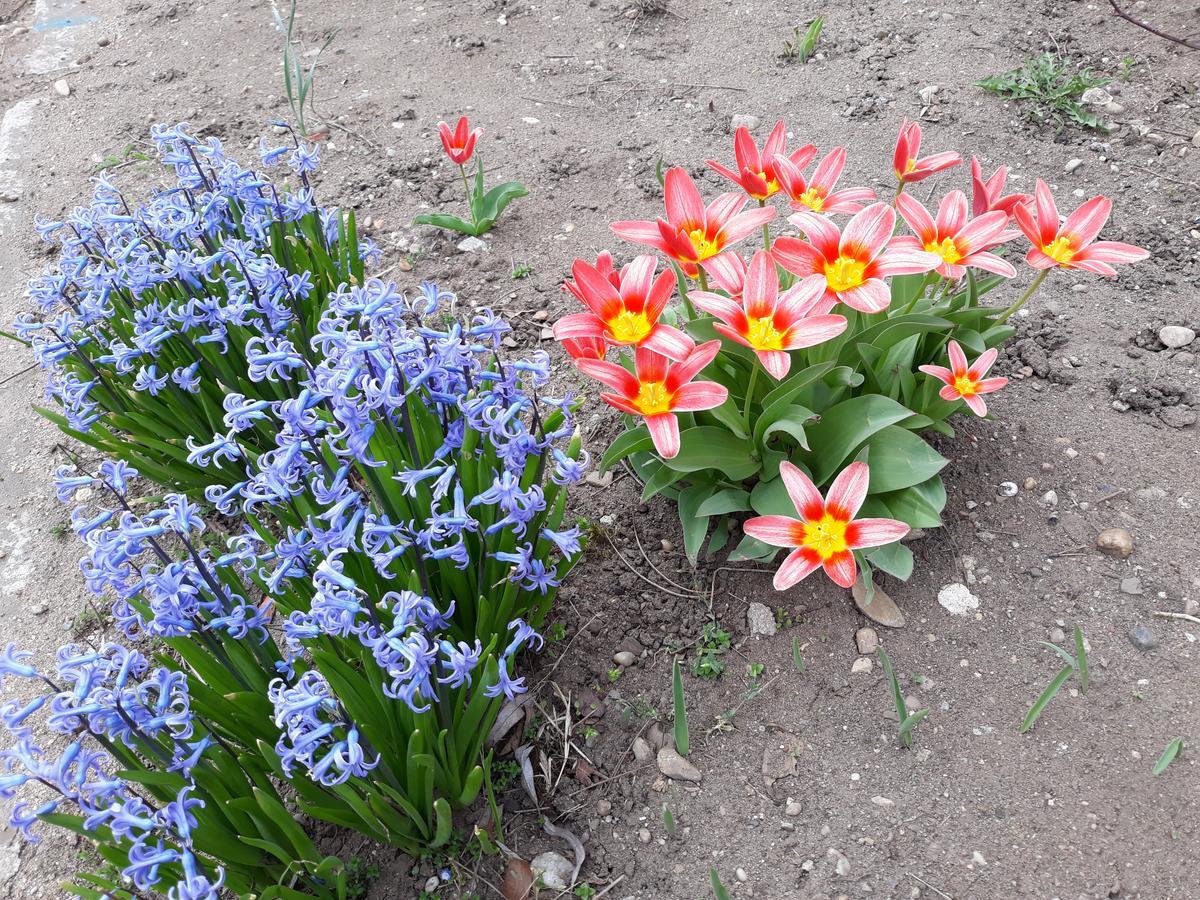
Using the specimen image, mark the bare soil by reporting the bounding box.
[1,1,1197,898]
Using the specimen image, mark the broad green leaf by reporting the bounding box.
[411,212,479,235]
[1153,737,1184,775]
[475,181,529,223]
[862,475,947,529]
[696,487,752,517]
[862,426,948,493]
[866,541,913,581]
[678,482,715,564]
[727,533,779,562]
[750,475,799,517]
[601,426,654,471]
[660,427,761,480]
[760,406,816,450]
[802,395,915,485]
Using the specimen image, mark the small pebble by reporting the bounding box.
[1127,625,1157,652]
[746,601,777,638]
[1065,158,1083,173]
[1119,577,1144,596]
[638,827,651,844]
[1096,527,1134,559]
[53,79,71,97]
[1049,627,1066,644]
[1159,325,1196,348]
[736,868,749,883]
[613,650,636,667]
[850,657,873,675]
[998,481,1018,497]
[854,627,878,655]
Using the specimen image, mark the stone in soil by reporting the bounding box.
[850,656,873,675]
[1119,577,1144,595]
[1096,527,1135,559]
[746,601,777,637]
[1127,625,1157,652]
[456,236,488,253]
[632,736,654,763]
[656,746,701,782]
[1158,325,1195,348]
[854,626,878,655]
[937,582,980,616]
[761,732,803,780]
[530,852,573,891]
[851,578,906,627]
[612,650,636,667]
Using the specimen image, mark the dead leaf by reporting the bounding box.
[852,577,906,628]
[500,858,535,900]
[543,818,586,886]
[573,758,601,785]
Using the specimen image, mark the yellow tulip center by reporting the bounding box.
[745,316,786,351]
[824,256,867,293]
[688,228,721,261]
[607,309,652,344]
[953,373,979,397]
[634,380,672,416]
[749,173,780,199]
[797,187,826,212]
[1042,235,1076,265]
[801,513,850,559]
[925,236,964,265]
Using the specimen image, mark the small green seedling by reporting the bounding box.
[877,646,929,749]
[692,621,731,679]
[274,0,338,138]
[1021,625,1090,733]
[511,263,533,280]
[673,656,690,756]
[747,662,765,681]
[1153,737,1184,775]
[978,53,1110,130]
[791,635,806,674]
[662,804,677,836]
[574,885,597,899]
[710,869,732,900]
[606,667,622,683]
[782,18,823,63]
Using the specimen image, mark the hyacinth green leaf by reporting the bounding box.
[802,395,915,485]
[672,657,690,756]
[862,426,949,494]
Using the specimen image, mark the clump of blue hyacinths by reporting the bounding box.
[16,122,378,495]
[3,126,587,899]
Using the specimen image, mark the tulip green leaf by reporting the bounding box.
[411,212,479,235]
[728,532,779,562]
[862,426,949,494]
[760,406,817,450]
[600,426,654,471]
[866,541,914,581]
[861,475,947,529]
[749,475,801,517]
[660,427,761,480]
[678,482,715,563]
[696,487,752,517]
[802,395,915,484]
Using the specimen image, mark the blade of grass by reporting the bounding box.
[1019,663,1074,733]
[1037,641,1079,668]
[672,657,689,757]
[791,635,805,674]
[797,17,823,63]
[710,869,732,900]
[1073,626,1089,694]
[1152,737,1183,775]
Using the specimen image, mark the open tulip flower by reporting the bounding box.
[776,147,876,215]
[438,115,482,165]
[576,342,727,458]
[919,340,1007,416]
[700,252,748,297]
[1015,180,1149,276]
[705,120,817,201]
[895,190,1018,280]
[554,254,694,360]
[744,461,910,590]
[773,204,941,313]
[970,157,1029,218]
[893,119,961,185]
[611,167,776,278]
[691,250,847,379]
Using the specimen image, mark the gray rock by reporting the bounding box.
[613,650,636,667]
[1081,86,1111,106]
[456,236,489,253]
[1049,627,1066,644]
[656,746,701,782]
[1119,577,1144,596]
[1096,528,1135,559]
[530,852,574,891]
[854,627,878,655]
[998,481,1019,497]
[1064,158,1084,174]
[785,799,803,816]
[747,601,777,638]
[53,79,71,97]
[730,114,760,131]
[1127,625,1157,652]
[632,736,654,763]
[850,656,873,675]
[1159,325,1196,348]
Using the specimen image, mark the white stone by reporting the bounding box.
[937,583,980,617]
[1064,158,1083,174]
[1159,325,1196,348]
[747,601,777,637]
[53,79,71,97]
[456,236,488,253]
[730,114,760,131]
[850,657,873,675]
[530,852,573,891]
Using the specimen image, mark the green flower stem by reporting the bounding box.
[460,163,474,225]
[742,364,760,437]
[997,269,1049,323]
[758,199,771,251]
[696,267,709,293]
[893,180,905,205]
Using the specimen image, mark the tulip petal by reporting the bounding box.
[671,380,729,412]
[872,247,941,277]
[842,203,895,259]
[947,340,968,376]
[962,393,988,417]
[645,413,680,458]
[743,515,803,548]
[701,252,747,295]
[553,312,608,342]
[611,219,671,253]
[772,236,824,277]
[1073,241,1150,265]
[620,255,657,311]
[598,391,641,416]
[1060,195,1112,246]
[758,349,791,380]
[787,210,841,260]
[935,190,968,237]
[641,324,695,362]
[664,167,706,230]
[719,206,776,246]
[634,346,670,384]
[644,267,679,322]
[783,315,848,351]
[810,147,846,191]
[975,376,1008,395]
[779,460,824,521]
[825,461,869,520]
[822,551,857,589]
[1033,179,1060,246]
[845,518,910,550]
[896,193,937,244]
[960,251,1016,278]
[938,383,962,402]
[918,364,953,383]
[838,279,891,313]
[967,347,998,379]
[774,548,823,591]
[577,358,639,396]
[666,339,723,389]
[744,250,779,319]
[690,291,746,327]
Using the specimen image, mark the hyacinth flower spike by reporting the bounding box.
[690,250,847,379]
[894,190,1018,280]
[553,254,694,360]
[576,341,727,458]
[743,461,910,590]
[775,147,876,215]
[773,203,941,313]
[705,120,817,201]
[611,167,776,278]
[918,339,1008,417]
